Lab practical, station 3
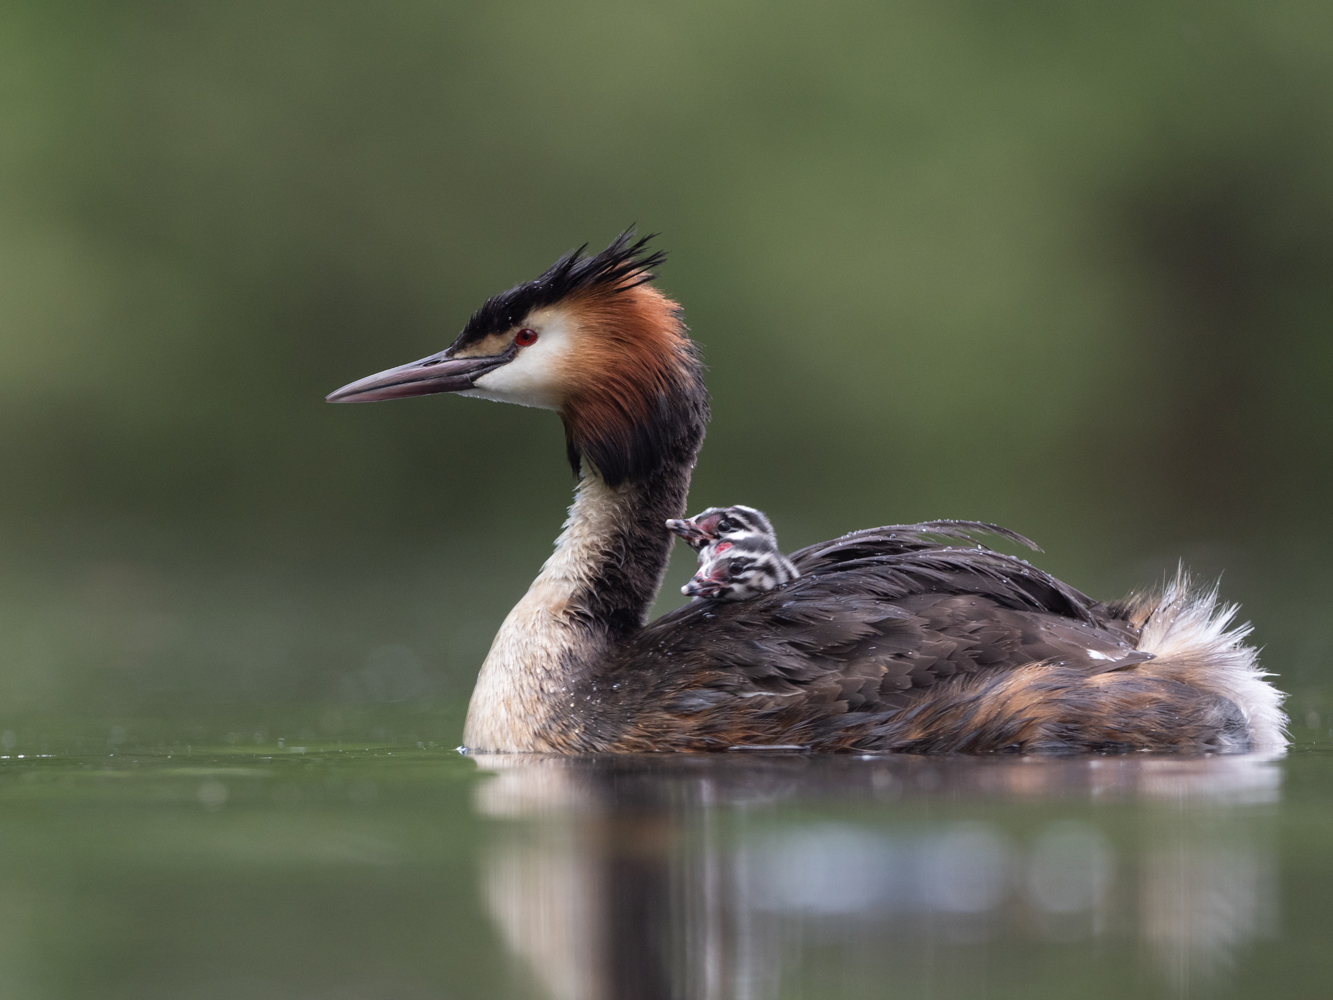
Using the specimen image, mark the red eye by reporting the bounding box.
[515,328,539,347]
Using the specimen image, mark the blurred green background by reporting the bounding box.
[1,0,1330,749]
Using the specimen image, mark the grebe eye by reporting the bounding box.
[515,328,539,347]
[718,519,735,532]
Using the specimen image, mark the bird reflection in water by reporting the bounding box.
[472,754,1279,1000]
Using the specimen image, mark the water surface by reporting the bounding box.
[1,745,1329,999]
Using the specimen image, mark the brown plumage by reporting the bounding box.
[560,283,700,483]
[326,232,1287,755]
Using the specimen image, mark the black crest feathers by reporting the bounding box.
[454,230,666,348]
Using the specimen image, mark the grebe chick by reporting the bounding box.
[666,505,800,601]
[326,231,1287,755]
[665,504,771,552]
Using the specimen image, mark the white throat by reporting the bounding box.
[458,308,576,411]
[461,474,623,752]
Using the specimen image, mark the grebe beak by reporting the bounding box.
[326,345,517,403]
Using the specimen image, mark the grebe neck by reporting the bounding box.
[461,457,693,752]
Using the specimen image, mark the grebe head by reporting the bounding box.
[326,231,707,487]
[665,505,776,552]
[682,537,799,601]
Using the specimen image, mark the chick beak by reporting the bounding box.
[325,346,516,403]
[665,518,710,549]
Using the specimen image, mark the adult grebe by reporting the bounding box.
[327,233,1286,754]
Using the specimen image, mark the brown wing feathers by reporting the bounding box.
[602,524,1181,752]
[788,520,1040,568]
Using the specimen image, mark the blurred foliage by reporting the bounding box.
[0,0,1330,732]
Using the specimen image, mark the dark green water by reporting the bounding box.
[4,742,1328,999]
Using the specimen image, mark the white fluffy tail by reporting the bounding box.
[1133,571,1288,753]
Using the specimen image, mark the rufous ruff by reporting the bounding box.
[327,232,1287,755]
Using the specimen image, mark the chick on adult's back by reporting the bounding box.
[667,505,800,601]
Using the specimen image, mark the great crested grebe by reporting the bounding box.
[667,505,801,601]
[327,232,1286,754]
